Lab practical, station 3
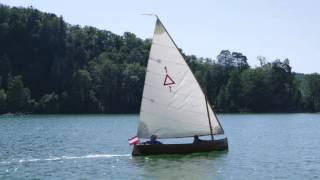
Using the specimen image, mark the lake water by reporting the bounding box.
[0,114,319,179]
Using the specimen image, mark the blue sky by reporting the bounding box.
[2,0,320,73]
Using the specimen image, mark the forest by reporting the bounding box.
[0,4,320,114]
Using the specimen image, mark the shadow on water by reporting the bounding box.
[130,151,228,179]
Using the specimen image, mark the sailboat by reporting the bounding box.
[132,16,228,156]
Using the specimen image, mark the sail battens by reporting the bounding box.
[149,57,186,66]
[142,85,202,102]
[138,18,224,139]
[141,100,208,116]
[142,85,203,99]
[145,74,195,85]
[141,97,208,114]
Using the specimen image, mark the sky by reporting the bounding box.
[2,0,320,73]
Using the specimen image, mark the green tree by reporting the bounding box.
[217,50,234,68]
[223,70,241,111]
[121,63,145,112]
[38,92,59,113]
[240,68,268,111]
[205,63,228,108]
[7,75,30,112]
[0,54,11,89]
[68,69,100,113]
[302,73,320,111]
[232,52,249,72]
[98,60,123,112]
[0,89,7,113]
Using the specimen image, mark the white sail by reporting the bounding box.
[138,19,224,139]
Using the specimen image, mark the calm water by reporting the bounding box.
[0,114,319,179]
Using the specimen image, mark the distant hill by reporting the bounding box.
[0,4,319,114]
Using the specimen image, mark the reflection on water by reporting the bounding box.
[132,152,228,180]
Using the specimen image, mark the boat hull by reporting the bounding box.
[132,138,228,156]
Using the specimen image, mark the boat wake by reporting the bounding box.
[0,154,131,164]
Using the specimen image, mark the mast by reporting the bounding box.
[205,93,214,140]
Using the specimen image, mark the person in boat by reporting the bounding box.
[193,135,214,143]
[193,135,203,143]
[144,135,162,145]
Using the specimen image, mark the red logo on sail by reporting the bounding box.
[163,66,175,92]
[163,75,175,85]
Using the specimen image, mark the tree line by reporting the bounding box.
[0,4,319,114]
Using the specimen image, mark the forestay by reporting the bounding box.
[138,18,224,139]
